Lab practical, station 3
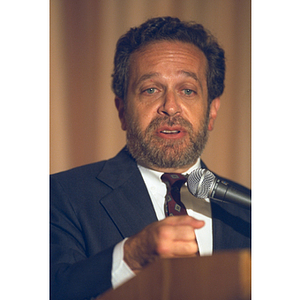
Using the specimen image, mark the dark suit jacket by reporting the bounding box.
[50,147,251,300]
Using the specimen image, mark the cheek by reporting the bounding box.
[125,106,148,132]
[185,105,207,128]
[131,103,157,129]
[138,115,154,132]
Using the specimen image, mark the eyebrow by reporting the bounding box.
[135,72,160,87]
[179,70,203,92]
[135,70,203,92]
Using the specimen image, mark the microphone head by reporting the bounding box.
[187,168,216,198]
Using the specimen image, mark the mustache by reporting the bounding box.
[146,115,193,132]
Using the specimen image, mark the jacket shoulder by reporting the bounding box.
[50,160,106,182]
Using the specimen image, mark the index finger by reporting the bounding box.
[163,215,205,229]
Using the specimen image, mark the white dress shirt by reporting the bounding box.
[111,159,212,288]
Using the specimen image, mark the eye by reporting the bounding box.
[183,89,194,96]
[144,88,157,94]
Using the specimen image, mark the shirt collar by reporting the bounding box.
[138,158,201,186]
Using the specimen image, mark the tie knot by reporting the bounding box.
[161,173,187,190]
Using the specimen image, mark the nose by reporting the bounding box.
[157,90,181,117]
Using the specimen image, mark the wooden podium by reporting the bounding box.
[97,249,251,300]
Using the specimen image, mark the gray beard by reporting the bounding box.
[125,113,210,170]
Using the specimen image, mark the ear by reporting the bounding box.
[207,97,221,131]
[115,97,127,131]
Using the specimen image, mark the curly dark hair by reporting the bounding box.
[112,16,225,105]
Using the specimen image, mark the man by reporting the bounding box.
[50,16,251,300]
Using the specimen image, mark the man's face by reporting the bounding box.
[116,41,220,173]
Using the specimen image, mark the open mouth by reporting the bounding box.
[160,130,180,134]
[157,126,186,139]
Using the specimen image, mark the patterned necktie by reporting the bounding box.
[161,173,187,217]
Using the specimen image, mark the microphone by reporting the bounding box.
[187,168,251,209]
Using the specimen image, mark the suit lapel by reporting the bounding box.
[97,148,158,238]
[211,199,251,251]
[200,160,251,251]
[211,201,227,251]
